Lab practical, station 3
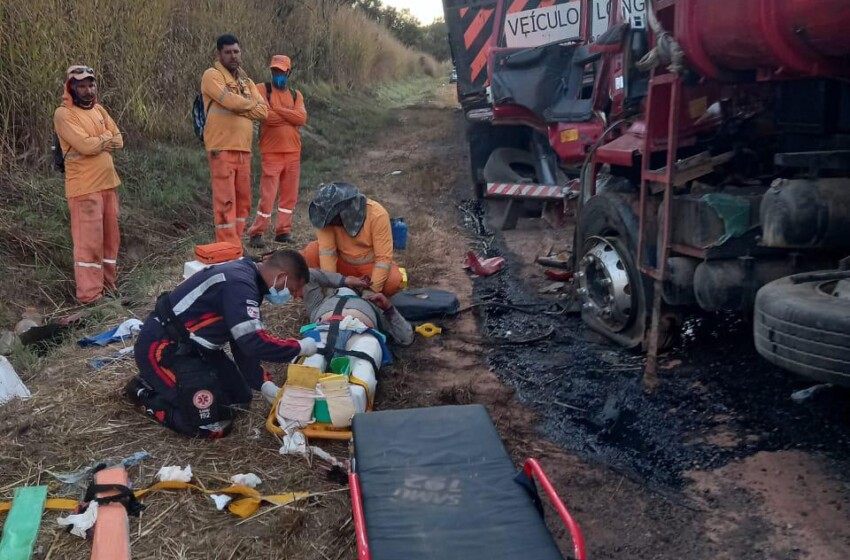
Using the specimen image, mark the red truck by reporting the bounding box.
[444,0,850,388]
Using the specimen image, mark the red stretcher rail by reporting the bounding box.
[524,458,587,560]
[349,472,371,560]
[350,459,587,560]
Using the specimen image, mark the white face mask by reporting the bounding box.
[265,274,291,305]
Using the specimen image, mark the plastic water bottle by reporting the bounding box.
[391,218,408,250]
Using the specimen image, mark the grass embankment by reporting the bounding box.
[0,0,438,333]
[0,76,439,375]
[0,80,450,560]
[0,0,438,161]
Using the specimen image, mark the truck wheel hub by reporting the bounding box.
[576,236,635,332]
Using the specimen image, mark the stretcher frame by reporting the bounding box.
[349,457,587,560]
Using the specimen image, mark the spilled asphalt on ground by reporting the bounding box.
[457,199,850,490]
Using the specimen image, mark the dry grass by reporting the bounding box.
[0,0,438,167]
[0,86,465,559]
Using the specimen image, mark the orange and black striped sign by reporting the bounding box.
[445,0,573,100]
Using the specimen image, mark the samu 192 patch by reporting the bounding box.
[192,390,214,410]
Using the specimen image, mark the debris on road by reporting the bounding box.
[544,270,574,282]
[88,346,135,370]
[51,451,150,487]
[210,494,232,511]
[57,500,98,538]
[465,251,505,277]
[591,394,623,433]
[791,383,833,404]
[536,248,572,270]
[279,431,346,468]
[415,323,442,338]
[230,473,263,489]
[539,282,566,295]
[157,465,193,483]
[77,318,143,348]
[0,356,30,405]
[0,331,16,355]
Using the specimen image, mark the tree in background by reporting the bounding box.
[348,0,450,61]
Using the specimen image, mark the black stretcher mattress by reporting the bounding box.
[352,405,564,560]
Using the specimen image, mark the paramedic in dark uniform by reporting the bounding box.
[125,249,359,438]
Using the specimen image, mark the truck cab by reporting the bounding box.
[445,0,850,389]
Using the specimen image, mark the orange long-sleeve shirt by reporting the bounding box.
[257,83,306,154]
[54,89,123,199]
[201,62,268,152]
[317,199,394,292]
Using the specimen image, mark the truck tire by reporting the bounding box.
[483,148,570,186]
[483,148,538,184]
[467,122,495,199]
[754,274,850,386]
[578,192,647,349]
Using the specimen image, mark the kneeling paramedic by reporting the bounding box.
[126,249,319,438]
[303,183,404,296]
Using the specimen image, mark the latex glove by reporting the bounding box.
[57,501,98,538]
[298,337,318,357]
[261,381,280,404]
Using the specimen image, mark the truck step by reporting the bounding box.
[486,182,576,200]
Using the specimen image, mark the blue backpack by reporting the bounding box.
[192,92,213,142]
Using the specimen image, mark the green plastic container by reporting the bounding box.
[314,358,351,423]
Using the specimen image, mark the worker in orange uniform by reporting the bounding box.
[248,55,307,248]
[304,183,403,296]
[54,65,124,304]
[201,34,268,248]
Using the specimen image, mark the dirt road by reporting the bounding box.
[353,86,850,560]
[3,85,850,559]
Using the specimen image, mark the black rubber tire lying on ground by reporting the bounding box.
[754,273,850,387]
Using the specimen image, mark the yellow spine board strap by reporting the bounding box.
[0,498,78,513]
[1,483,310,520]
[348,375,373,410]
[134,481,310,518]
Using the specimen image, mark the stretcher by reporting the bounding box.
[349,405,586,560]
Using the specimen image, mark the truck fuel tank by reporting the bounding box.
[761,178,850,249]
[676,0,850,80]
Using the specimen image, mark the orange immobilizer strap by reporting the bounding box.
[91,467,131,560]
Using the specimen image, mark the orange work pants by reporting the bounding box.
[68,188,120,304]
[208,150,252,246]
[248,152,301,237]
[302,241,403,297]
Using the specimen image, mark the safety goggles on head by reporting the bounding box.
[67,66,96,80]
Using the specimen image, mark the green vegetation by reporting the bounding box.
[0,0,443,372]
[0,75,439,325]
[350,0,452,62]
[0,0,439,167]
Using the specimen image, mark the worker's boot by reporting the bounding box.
[274,233,293,243]
[249,235,266,249]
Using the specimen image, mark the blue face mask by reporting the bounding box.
[272,75,289,89]
[266,274,291,305]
